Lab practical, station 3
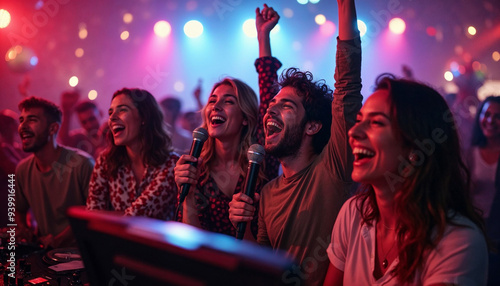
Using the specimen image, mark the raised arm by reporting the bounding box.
[337,0,359,40]
[58,90,80,147]
[255,4,282,180]
[325,0,361,281]
[327,0,362,182]
[256,4,279,57]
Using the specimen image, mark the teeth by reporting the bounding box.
[266,121,282,130]
[353,147,375,157]
[112,125,125,131]
[211,116,226,123]
[21,132,34,139]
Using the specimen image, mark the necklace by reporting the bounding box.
[380,237,397,269]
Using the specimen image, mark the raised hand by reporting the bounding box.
[60,90,80,112]
[256,4,280,38]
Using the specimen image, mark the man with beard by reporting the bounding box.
[15,97,94,248]
[228,0,362,284]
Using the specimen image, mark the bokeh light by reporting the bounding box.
[123,13,133,24]
[243,19,256,37]
[120,31,129,40]
[271,24,280,34]
[283,8,293,18]
[154,20,172,38]
[472,61,481,71]
[444,71,454,81]
[458,65,466,75]
[79,28,88,40]
[467,26,476,36]
[315,14,326,25]
[30,56,38,66]
[388,18,406,34]
[5,46,38,73]
[69,76,79,87]
[357,20,367,37]
[297,0,308,4]
[493,51,500,62]
[319,20,336,36]
[184,20,203,38]
[174,81,185,92]
[0,9,11,28]
[426,26,436,37]
[310,0,320,3]
[75,48,84,58]
[88,90,98,100]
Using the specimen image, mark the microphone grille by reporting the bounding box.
[192,127,208,142]
[247,144,265,164]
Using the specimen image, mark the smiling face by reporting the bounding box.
[18,107,53,152]
[263,86,307,158]
[348,89,408,187]
[204,84,247,140]
[108,93,142,148]
[479,101,500,141]
[77,108,102,135]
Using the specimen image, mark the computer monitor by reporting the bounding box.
[67,206,294,286]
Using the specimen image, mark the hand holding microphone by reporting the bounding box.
[235,144,265,240]
[175,127,208,205]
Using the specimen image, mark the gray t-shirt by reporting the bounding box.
[15,146,94,237]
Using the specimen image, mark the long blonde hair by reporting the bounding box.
[198,78,265,186]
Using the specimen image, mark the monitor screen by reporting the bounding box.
[67,206,294,286]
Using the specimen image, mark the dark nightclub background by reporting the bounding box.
[0,0,499,120]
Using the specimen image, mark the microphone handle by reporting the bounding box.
[179,140,203,204]
[236,163,260,240]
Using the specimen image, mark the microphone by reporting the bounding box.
[178,127,209,205]
[236,144,265,240]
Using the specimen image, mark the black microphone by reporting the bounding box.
[178,127,208,205]
[236,144,265,240]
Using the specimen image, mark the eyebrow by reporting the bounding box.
[270,98,299,108]
[209,94,237,100]
[108,104,130,112]
[357,111,391,119]
[20,114,40,120]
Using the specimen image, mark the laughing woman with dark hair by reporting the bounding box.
[324,76,488,285]
[86,88,179,220]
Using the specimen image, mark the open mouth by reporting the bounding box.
[20,131,34,143]
[111,125,125,135]
[266,120,283,137]
[210,115,226,126]
[353,147,375,161]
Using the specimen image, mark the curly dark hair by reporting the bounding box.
[356,75,486,283]
[277,67,333,154]
[18,96,62,124]
[104,88,173,176]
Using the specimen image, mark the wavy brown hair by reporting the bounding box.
[355,75,486,283]
[104,88,173,176]
[198,78,266,186]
